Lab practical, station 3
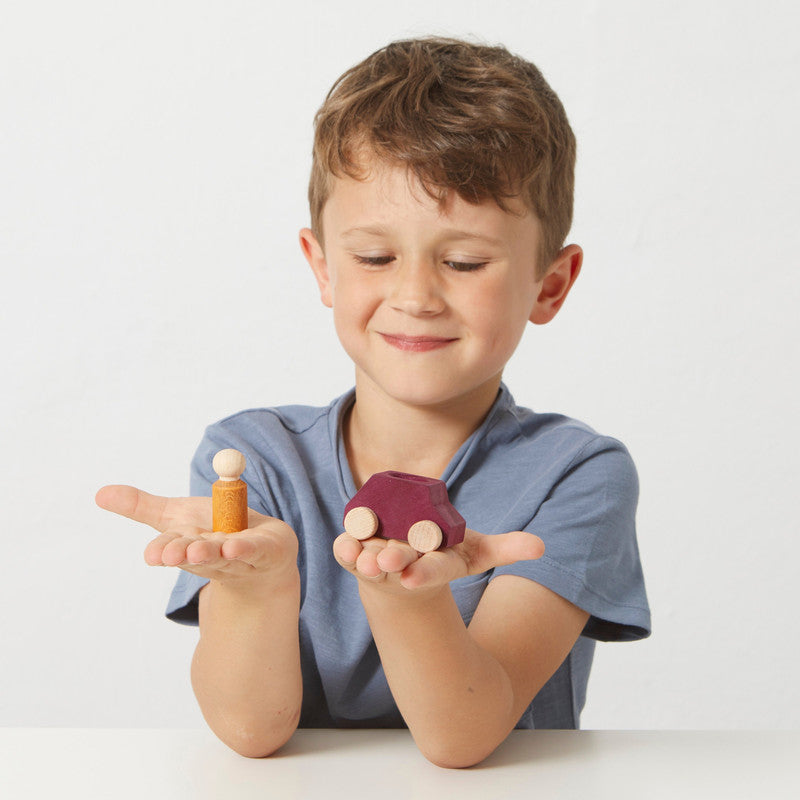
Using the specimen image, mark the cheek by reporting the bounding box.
[468,281,533,349]
[331,273,378,333]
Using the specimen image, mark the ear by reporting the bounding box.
[299,228,333,308]
[529,244,583,325]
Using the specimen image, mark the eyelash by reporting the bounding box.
[353,255,488,272]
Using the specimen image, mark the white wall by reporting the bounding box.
[2,0,798,730]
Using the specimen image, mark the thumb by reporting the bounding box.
[95,485,171,532]
[473,530,545,571]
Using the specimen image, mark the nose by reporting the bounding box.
[388,260,445,316]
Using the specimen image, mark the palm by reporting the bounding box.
[96,484,298,580]
[333,527,544,592]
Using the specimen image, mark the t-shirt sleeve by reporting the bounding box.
[493,439,651,642]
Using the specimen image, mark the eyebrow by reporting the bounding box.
[340,226,504,247]
[340,225,390,239]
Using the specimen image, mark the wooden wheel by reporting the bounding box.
[344,506,379,540]
[407,520,442,553]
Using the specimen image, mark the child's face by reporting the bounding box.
[301,160,572,410]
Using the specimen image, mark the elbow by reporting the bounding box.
[424,754,481,770]
[414,712,514,768]
[230,737,289,760]
[421,748,494,770]
[218,710,301,759]
[225,725,296,759]
[415,695,516,768]
[417,737,501,769]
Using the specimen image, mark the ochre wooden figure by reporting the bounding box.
[212,448,248,533]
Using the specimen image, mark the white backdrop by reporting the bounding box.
[2,0,798,730]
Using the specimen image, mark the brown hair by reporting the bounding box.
[308,36,576,275]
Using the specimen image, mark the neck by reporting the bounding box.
[344,373,502,488]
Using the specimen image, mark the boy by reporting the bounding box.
[97,37,650,768]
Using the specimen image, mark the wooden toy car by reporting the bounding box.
[343,470,466,552]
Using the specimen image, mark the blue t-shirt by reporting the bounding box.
[167,384,651,729]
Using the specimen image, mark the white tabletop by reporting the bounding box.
[1,728,797,799]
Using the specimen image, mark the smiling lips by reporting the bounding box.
[379,333,458,352]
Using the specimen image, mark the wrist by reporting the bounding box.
[209,564,300,606]
[357,578,451,613]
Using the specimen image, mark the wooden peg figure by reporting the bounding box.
[212,448,248,533]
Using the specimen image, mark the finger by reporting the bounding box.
[219,533,281,569]
[475,530,545,570]
[96,485,172,532]
[399,549,464,590]
[376,540,419,574]
[160,534,204,567]
[143,532,184,566]
[453,529,545,577]
[332,532,364,567]
[355,543,386,580]
[185,537,227,567]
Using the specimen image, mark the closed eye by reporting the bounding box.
[352,255,488,272]
[446,261,488,272]
[354,255,395,266]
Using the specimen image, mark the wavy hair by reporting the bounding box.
[308,37,576,275]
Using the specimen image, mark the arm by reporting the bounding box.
[334,532,588,768]
[96,485,302,757]
[192,568,301,757]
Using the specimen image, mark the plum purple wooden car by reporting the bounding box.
[343,470,466,552]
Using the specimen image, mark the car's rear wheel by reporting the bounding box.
[407,520,443,553]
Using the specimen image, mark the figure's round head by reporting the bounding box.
[212,448,246,481]
[308,36,576,278]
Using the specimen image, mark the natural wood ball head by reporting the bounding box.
[212,448,246,481]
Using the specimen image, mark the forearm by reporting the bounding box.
[191,569,302,757]
[359,583,516,768]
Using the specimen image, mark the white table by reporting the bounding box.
[1,728,797,799]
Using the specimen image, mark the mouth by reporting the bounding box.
[378,333,458,352]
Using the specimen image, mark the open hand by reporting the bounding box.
[96,485,298,586]
[332,528,544,593]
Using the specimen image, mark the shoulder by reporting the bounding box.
[210,398,341,441]
[477,386,637,493]
[188,389,353,502]
[200,388,354,455]
[483,388,649,642]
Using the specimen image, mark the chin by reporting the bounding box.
[366,371,494,411]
